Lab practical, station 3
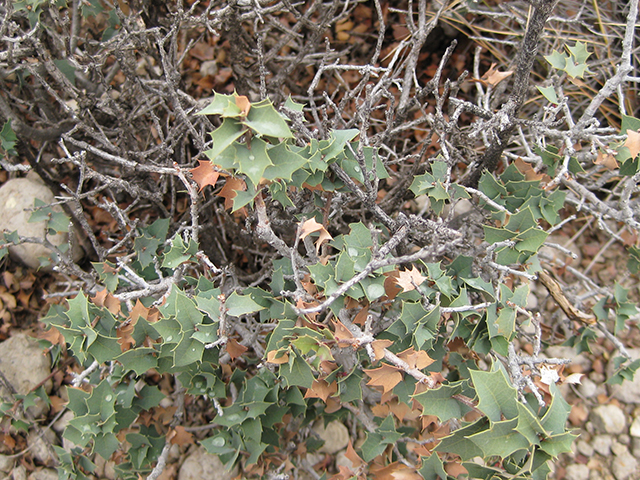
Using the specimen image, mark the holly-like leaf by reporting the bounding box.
[467,418,529,458]
[364,364,403,394]
[225,291,266,317]
[536,85,558,104]
[469,363,519,422]
[482,63,513,86]
[243,98,293,138]
[304,378,338,402]
[544,50,567,70]
[624,129,640,159]
[394,266,427,293]
[204,118,244,162]
[413,381,469,423]
[299,217,333,254]
[190,160,221,192]
[0,120,17,155]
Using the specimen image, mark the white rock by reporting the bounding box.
[200,61,218,77]
[27,429,57,464]
[611,441,629,456]
[0,333,52,418]
[611,450,638,480]
[178,446,237,480]
[564,464,590,480]
[578,377,598,398]
[11,464,27,480]
[27,468,58,480]
[576,439,594,457]
[590,405,626,434]
[314,420,349,454]
[592,435,613,456]
[0,454,13,473]
[0,173,82,271]
[630,417,640,437]
[52,410,74,434]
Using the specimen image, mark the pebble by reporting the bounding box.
[27,429,57,464]
[27,469,58,480]
[629,416,640,437]
[545,346,591,372]
[0,454,13,473]
[177,446,237,480]
[564,464,590,480]
[578,377,598,398]
[314,420,349,454]
[590,404,627,434]
[592,435,613,456]
[576,439,594,457]
[611,449,638,480]
[0,333,52,418]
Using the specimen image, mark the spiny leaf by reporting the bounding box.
[190,160,221,191]
[364,364,403,394]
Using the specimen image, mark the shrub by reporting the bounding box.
[0,1,639,479]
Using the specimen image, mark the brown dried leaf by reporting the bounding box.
[190,160,220,192]
[482,63,513,87]
[371,339,393,362]
[304,378,338,402]
[299,218,333,254]
[364,364,403,394]
[594,151,619,170]
[216,176,246,210]
[394,266,426,293]
[624,130,640,158]
[226,338,248,360]
[169,426,194,446]
[266,349,289,364]
[235,95,251,116]
[397,347,434,370]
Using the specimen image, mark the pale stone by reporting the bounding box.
[0,173,82,271]
[576,439,594,457]
[12,464,27,480]
[0,333,52,418]
[27,468,58,480]
[630,416,640,437]
[611,441,629,456]
[611,450,639,480]
[564,464,590,480]
[27,429,57,464]
[52,410,74,434]
[314,420,349,454]
[590,405,626,434]
[0,453,14,473]
[177,446,237,480]
[578,377,598,398]
[592,435,613,456]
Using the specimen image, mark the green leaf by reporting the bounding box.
[0,120,17,155]
[470,363,519,422]
[544,50,567,70]
[515,403,545,445]
[235,138,272,185]
[279,351,314,388]
[567,42,592,64]
[243,99,293,138]
[197,92,241,117]
[412,381,470,422]
[161,234,196,269]
[536,86,558,104]
[538,431,577,456]
[435,417,488,460]
[263,142,308,181]
[116,348,158,375]
[468,418,530,458]
[204,118,244,162]
[540,383,572,435]
[620,115,640,134]
[225,291,266,317]
[419,453,447,480]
